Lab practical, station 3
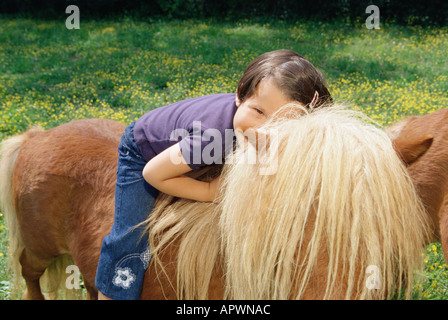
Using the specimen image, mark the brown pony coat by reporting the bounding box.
[7,119,122,299]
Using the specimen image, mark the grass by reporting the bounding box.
[0,16,447,300]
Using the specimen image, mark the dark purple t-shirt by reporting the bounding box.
[134,93,238,170]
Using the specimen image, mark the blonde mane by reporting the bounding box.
[146,105,431,300]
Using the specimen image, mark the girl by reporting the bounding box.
[95,49,332,299]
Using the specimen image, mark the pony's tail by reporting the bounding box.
[0,129,41,298]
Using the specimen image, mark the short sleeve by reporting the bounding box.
[178,125,227,170]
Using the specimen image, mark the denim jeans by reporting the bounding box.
[95,121,158,300]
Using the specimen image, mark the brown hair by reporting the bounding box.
[237,49,332,108]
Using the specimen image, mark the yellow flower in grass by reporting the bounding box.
[432,245,438,255]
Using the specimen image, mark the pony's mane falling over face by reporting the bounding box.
[147,105,431,300]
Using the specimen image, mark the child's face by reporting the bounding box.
[233,77,297,133]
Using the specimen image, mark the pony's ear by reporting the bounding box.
[392,133,433,166]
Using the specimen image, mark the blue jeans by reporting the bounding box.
[95,121,158,300]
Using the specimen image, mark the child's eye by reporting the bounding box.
[254,108,264,115]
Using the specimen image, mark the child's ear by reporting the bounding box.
[235,92,241,107]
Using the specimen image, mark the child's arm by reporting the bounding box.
[142,143,219,202]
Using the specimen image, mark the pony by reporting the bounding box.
[0,106,431,300]
[386,107,448,257]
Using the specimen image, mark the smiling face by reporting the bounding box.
[233,77,298,133]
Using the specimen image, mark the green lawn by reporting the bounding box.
[0,16,447,299]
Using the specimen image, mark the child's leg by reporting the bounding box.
[95,122,158,300]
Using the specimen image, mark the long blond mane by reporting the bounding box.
[146,105,431,300]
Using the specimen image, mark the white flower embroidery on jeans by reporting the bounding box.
[113,267,136,289]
